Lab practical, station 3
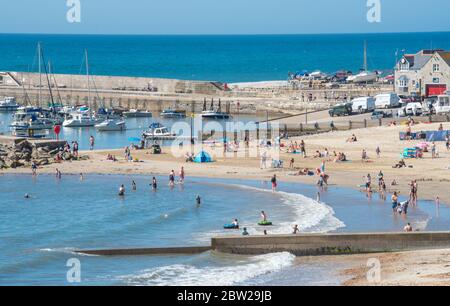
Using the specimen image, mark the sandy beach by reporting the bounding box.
[3,121,449,203]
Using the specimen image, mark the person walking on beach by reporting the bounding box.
[271,175,277,192]
[431,142,437,159]
[118,184,125,196]
[292,224,300,234]
[89,135,95,150]
[446,135,450,151]
[300,140,306,158]
[376,146,381,158]
[260,151,268,169]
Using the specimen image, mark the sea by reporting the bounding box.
[0,174,449,286]
[1,32,450,83]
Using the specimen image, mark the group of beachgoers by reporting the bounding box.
[232,210,301,236]
[117,167,186,196]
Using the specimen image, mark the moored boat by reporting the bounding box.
[0,97,20,112]
[123,109,153,118]
[95,119,126,131]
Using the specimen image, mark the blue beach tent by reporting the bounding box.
[194,151,213,163]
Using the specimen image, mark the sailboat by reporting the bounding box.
[63,50,97,127]
[347,41,378,84]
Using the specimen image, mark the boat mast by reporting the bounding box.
[38,42,42,107]
[363,41,368,72]
[85,49,90,109]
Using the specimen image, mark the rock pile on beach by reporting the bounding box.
[0,140,87,170]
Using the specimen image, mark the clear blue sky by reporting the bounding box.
[1,0,450,35]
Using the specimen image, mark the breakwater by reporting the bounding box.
[211,232,450,256]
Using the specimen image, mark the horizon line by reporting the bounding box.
[1,30,450,36]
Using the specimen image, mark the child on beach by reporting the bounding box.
[169,170,175,187]
[260,211,267,222]
[404,223,413,232]
[292,224,300,234]
[392,192,399,213]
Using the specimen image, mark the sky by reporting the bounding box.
[1,0,450,35]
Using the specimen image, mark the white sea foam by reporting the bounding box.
[120,252,295,286]
[193,184,345,242]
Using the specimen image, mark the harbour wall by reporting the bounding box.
[211,232,450,256]
[0,71,394,114]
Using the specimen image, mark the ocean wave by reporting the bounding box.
[194,184,345,242]
[120,252,295,286]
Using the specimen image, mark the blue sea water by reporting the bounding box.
[2,32,450,82]
[0,174,449,286]
[0,113,261,150]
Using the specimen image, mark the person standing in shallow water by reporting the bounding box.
[89,135,95,150]
[151,177,157,191]
[132,180,137,191]
[169,170,175,187]
[271,175,277,192]
[118,184,125,196]
[179,167,185,184]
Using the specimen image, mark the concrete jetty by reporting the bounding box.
[211,232,450,256]
[76,246,211,256]
[74,232,450,257]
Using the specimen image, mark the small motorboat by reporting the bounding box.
[95,119,126,131]
[0,97,20,112]
[142,123,176,139]
[63,112,97,127]
[160,109,186,119]
[201,110,231,120]
[123,109,153,118]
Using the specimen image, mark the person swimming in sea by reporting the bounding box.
[232,219,239,229]
[196,195,201,207]
[242,228,249,236]
[118,184,125,196]
[132,180,137,191]
[24,193,30,199]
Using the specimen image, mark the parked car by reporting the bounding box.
[398,102,423,117]
[371,110,393,120]
[374,93,400,109]
[329,102,353,117]
[351,97,376,114]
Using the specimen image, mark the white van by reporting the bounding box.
[398,102,423,117]
[375,93,400,109]
[434,95,450,114]
[351,97,376,114]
